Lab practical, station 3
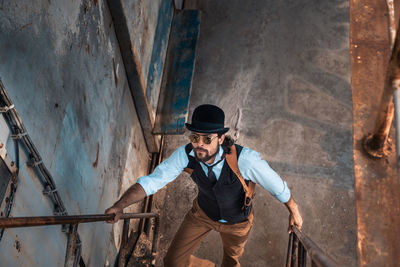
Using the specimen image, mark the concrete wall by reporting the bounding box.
[0,0,153,265]
[0,0,358,266]
[155,0,357,266]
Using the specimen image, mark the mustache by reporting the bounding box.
[194,148,207,153]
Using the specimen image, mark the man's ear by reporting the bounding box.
[219,134,225,145]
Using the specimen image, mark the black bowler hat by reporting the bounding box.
[185,104,229,134]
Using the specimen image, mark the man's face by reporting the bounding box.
[190,132,225,163]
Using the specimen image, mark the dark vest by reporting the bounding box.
[185,143,252,223]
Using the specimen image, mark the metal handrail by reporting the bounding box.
[0,212,158,228]
[0,213,160,267]
[286,227,339,267]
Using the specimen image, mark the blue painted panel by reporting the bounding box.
[146,0,174,114]
[153,10,201,134]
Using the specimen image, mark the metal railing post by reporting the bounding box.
[298,241,307,267]
[286,232,294,267]
[293,227,338,267]
[144,135,165,236]
[292,234,299,267]
[65,223,78,267]
[0,213,159,267]
[363,82,395,158]
[286,227,338,267]
[118,218,130,267]
[394,90,400,170]
[151,216,160,266]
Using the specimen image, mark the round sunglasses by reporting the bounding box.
[189,134,218,145]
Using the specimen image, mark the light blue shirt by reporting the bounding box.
[137,144,291,203]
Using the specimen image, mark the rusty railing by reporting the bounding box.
[0,212,159,267]
[362,0,400,159]
[286,227,338,267]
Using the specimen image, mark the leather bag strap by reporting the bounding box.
[225,145,256,206]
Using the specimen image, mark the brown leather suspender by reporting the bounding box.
[183,167,194,175]
[225,145,256,208]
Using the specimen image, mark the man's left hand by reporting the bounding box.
[284,196,303,233]
[288,212,303,233]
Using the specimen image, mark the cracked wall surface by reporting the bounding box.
[0,0,152,265]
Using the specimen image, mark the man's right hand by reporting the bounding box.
[105,205,123,224]
[104,183,147,224]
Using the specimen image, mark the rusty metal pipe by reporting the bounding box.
[139,152,158,233]
[292,227,338,267]
[386,0,396,51]
[363,2,400,158]
[299,241,307,267]
[150,215,160,266]
[118,218,130,267]
[144,134,165,235]
[363,83,395,158]
[64,224,78,267]
[141,152,158,234]
[0,213,158,229]
[292,234,299,267]
[394,90,400,163]
[121,218,130,248]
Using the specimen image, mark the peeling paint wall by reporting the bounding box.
[147,0,174,118]
[153,10,201,135]
[0,0,153,265]
[121,0,173,123]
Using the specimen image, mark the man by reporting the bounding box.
[105,104,303,267]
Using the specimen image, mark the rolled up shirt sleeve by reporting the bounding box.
[137,145,189,196]
[238,147,291,203]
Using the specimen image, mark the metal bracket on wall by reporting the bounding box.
[0,142,18,241]
[0,79,84,266]
[0,79,68,217]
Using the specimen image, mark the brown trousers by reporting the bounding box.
[164,199,254,267]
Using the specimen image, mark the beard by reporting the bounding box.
[194,146,219,163]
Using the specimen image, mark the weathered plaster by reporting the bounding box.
[0,0,150,265]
